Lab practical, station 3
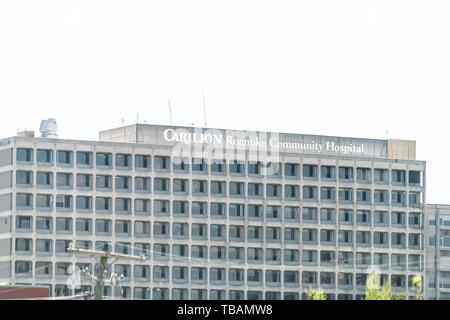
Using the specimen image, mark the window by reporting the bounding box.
[173,179,188,193]
[409,170,422,186]
[265,248,281,264]
[16,171,32,185]
[356,253,371,268]
[408,233,421,249]
[153,244,169,260]
[265,270,281,285]
[210,246,226,261]
[266,205,281,220]
[76,152,92,167]
[153,222,169,237]
[374,190,389,205]
[266,162,281,177]
[115,154,131,168]
[191,245,207,260]
[192,202,207,217]
[154,178,169,192]
[302,207,317,222]
[356,168,371,183]
[373,232,388,247]
[96,153,112,167]
[284,185,299,199]
[153,266,169,282]
[408,212,421,229]
[56,195,72,209]
[191,223,207,240]
[154,156,170,170]
[172,244,188,260]
[248,226,263,242]
[338,273,353,287]
[247,269,262,283]
[338,230,353,245]
[392,170,406,185]
[356,231,370,246]
[374,253,389,269]
[36,217,52,233]
[338,188,353,203]
[76,174,92,189]
[229,246,245,262]
[135,177,151,192]
[115,220,131,235]
[302,186,318,200]
[229,160,244,174]
[284,163,299,177]
[248,183,263,197]
[36,194,52,210]
[210,224,226,240]
[266,184,281,198]
[15,261,32,276]
[36,172,52,187]
[172,223,189,239]
[374,168,388,184]
[210,268,226,283]
[338,167,353,181]
[320,272,335,286]
[56,218,72,233]
[284,206,300,221]
[16,238,32,252]
[320,230,335,245]
[211,181,226,196]
[374,211,388,226]
[356,189,371,204]
[303,164,317,179]
[229,225,245,241]
[302,271,317,285]
[320,166,335,180]
[191,268,207,283]
[228,269,244,283]
[172,201,188,216]
[56,150,73,165]
[356,210,371,225]
[284,249,299,265]
[76,196,92,211]
[338,252,353,267]
[392,212,406,226]
[320,187,336,202]
[115,176,131,191]
[56,173,73,188]
[35,261,52,277]
[16,193,33,209]
[302,229,317,243]
[37,149,52,163]
[409,192,421,208]
[229,203,245,218]
[391,233,406,248]
[96,175,112,189]
[210,159,226,174]
[75,218,92,234]
[135,155,151,170]
[192,158,208,173]
[320,208,335,224]
[248,248,263,263]
[284,228,299,243]
[95,219,112,234]
[210,202,226,218]
[173,157,189,172]
[192,180,208,194]
[135,221,151,237]
[16,148,33,162]
[338,209,353,225]
[392,191,406,206]
[95,197,112,212]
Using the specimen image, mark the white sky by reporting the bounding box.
[0,1,449,204]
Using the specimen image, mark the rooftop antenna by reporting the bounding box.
[168,98,173,126]
[202,90,208,128]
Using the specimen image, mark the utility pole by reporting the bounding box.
[67,243,147,300]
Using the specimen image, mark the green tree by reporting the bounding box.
[305,286,327,300]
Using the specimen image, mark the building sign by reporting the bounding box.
[163,128,369,156]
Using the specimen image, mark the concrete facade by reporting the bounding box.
[0,124,427,299]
